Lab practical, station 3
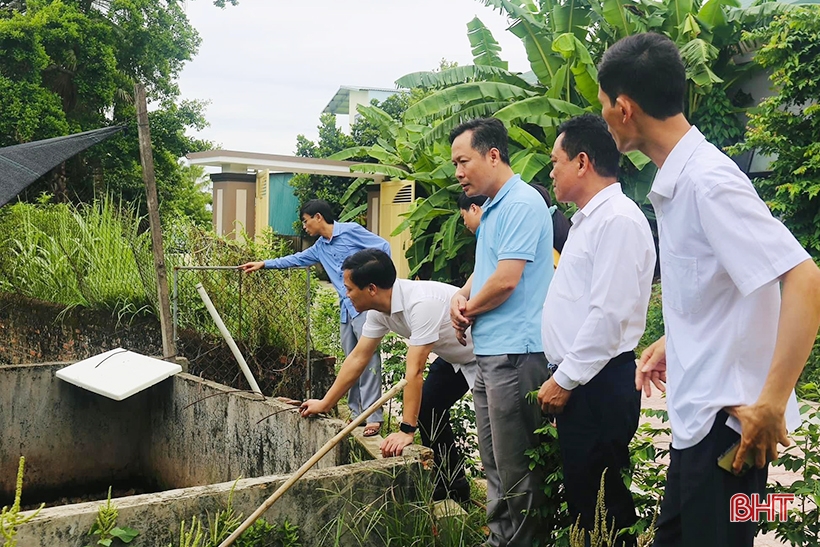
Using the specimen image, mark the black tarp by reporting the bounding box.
[0,125,125,207]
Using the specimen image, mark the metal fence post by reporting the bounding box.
[172,267,178,349]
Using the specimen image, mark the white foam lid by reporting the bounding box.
[55,348,182,401]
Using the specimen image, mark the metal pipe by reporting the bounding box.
[178,266,242,271]
[195,282,262,395]
[172,268,179,349]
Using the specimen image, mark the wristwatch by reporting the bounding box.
[399,422,418,434]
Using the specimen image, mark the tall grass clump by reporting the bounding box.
[0,197,154,320]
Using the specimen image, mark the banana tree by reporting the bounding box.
[336,0,794,280]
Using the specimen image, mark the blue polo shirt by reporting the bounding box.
[470,175,553,355]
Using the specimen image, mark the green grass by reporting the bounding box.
[0,198,154,321]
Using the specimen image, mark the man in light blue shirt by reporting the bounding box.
[240,199,390,435]
[449,118,553,547]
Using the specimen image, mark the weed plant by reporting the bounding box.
[85,487,139,546]
[166,481,301,547]
[0,457,42,547]
[310,286,343,363]
[319,463,486,546]
[0,199,315,361]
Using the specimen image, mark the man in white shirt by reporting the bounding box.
[299,248,476,502]
[538,114,655,545]
[598,33,820,546]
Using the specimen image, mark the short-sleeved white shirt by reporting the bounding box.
[649,126,810,449]
[361,279,478,389]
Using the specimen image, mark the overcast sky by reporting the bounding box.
[177,0,531,155]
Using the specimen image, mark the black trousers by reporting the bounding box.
[418,357,470,489]
[556,351,641,544]
[653,410,768,547]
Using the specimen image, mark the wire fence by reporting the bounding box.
[172,265,325,400]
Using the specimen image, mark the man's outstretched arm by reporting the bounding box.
[299,336,382,416]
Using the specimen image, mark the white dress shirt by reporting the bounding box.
[542,183,656,391]
[361,279,478,389]
[649,126,810,449]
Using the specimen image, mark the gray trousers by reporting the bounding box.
[474,352,551,547]
[340,311,383,424]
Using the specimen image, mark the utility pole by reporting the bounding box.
[135,83,176,358]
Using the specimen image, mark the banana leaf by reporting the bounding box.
[663,0,695,40]
[510,149,552,182]
[599,0,637,38]
[467,16,508,69]
[509,18,561,86]
[508,125,548,151]
[495,96,586,124]
[418,101,513,149]
[396,65,536,91]
[405,82,536,122]
[350,163,409,179]
[341,177,371,204]
[552,1,592,39]
[339,203,368,222]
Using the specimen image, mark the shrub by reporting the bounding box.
[729,7,820,257]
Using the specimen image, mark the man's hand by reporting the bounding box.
[299,398,331,417]
[380,432,414,457]
[727,403,791,473]
[636,336,667,397]
[537,377,572,415]
[239,261,264,273]
[450,294,472,346]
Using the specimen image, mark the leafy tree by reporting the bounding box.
[0,0,219,225]
[729,6,820,257]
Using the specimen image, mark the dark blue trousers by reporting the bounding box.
[556,351,641,545]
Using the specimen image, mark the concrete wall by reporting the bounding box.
[0,363,149,504]
[0,365,347,506]
[143,373,348,489]
[15,453,432,547]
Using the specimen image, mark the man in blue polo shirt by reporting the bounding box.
[449,118,553,547]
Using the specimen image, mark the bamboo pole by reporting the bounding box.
[218,378,407,547]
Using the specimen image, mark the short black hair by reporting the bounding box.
[456,192,486,210]
[556,114,621,179]
[342,248,396,290]
[449,118,510,165]
[299,199,336,224]
[598,33,686,120]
